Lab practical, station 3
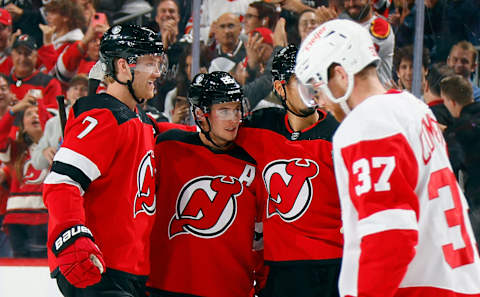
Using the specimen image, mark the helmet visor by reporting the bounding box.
[297,77,323,108]
[133,54,169,80]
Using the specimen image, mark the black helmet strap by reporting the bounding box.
[113,67,145,105]
[280,83,315,118]
[194,107,233,150]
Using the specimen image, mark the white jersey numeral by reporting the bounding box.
[77,116,98,139]
[353,156,395,196]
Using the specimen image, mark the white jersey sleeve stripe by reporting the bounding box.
[53,147,101,181]
[359,209,418,238]
[44,171,85,196]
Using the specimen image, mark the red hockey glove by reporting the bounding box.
[52,225,106,288]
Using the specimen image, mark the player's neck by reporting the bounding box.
[287,110,319,131]
[106,83,137,111]
[349,75,386,108]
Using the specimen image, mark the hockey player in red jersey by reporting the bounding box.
[296,19,480,297]
[43,24,166,297]
[147,71,264,297]
[235,45,343,297]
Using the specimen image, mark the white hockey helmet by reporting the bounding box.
[295,19,380,112]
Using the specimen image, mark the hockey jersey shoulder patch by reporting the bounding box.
[370,18,391,40]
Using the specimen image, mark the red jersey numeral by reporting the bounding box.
[428,167,475,268]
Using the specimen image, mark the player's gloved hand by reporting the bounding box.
[52,225,106,288]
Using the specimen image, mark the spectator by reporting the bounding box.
[0,73,14,258]
[40,0,87,84]
[446,41,480,101]
[388,0,415,48]
[197,0,254,43]
[0,100,48,258]
[146,0,187,113]
[244,1,278,34]
[213,13,247,65]
[3,0,45,47]
[440,74,480,242]
[393,45,430,94]
[8,34,62,112]
[424,62,455,127]
[245,27,274,80]
[31,75,88,171]
[51,20,108,85]
[0,8,15,75]
[343,0,395,86]
[297,9,319,43]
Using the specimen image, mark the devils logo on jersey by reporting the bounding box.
[264,158,319,222]
[169,175,243,239]
[23,159,48,185]
[133,150,156,218]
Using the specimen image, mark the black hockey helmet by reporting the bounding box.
[271,44,298,83]
[99,24,166,77]
[188,71,245,114]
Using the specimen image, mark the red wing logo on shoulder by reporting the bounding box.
[133,150,156,218]
[169,175,243,239]
[264,158,319,222]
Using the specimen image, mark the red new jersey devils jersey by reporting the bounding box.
[43,94,157,277]
[236,108,343,264]
[147,130,263,297]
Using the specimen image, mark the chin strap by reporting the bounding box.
[279,84,316,118]
[113,69,145,104]
[194,111,232,150]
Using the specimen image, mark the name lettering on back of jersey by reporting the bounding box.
[169,175,244,239]
[133,150,156,218]
[420,113,445,165]
[264,158,319,222]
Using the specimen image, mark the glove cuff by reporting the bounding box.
[52,225,95,256]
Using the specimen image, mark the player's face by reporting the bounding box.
[315,90,347,122]
[133,55,165,100]
[22,106,41,137]
[285,75,316,116]
[207,101,242,147]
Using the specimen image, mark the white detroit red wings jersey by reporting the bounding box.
[147,130,263,297]
[332,90,480,297]
[43,93,157,277]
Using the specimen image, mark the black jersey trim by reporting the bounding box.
[73,94,139,125]
[157,129,257,165]
[265,258,342,267]
[51,161,92,192]
[146,287,202,297]
[243,107,338,142]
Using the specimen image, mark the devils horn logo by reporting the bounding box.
[169,175,243,239]
[133,150,156,218]
[263,158,319,222]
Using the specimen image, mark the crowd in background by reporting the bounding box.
[0,0,478,259]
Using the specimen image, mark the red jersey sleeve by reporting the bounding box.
[340,133,420,297]
[44,108,120,245]
[41,77,62,110]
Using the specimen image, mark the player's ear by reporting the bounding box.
[273,80,285,98]
[194,107,206,121]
